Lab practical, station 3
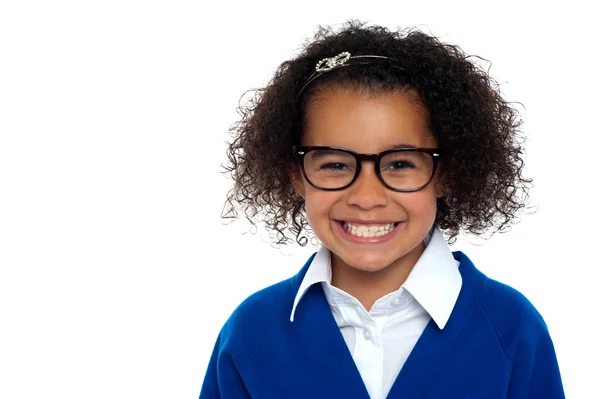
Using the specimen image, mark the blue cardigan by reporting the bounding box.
[200,251,564,398]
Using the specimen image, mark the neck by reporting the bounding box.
[330,241,425,311]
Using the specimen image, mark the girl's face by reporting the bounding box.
[293,87,441,273]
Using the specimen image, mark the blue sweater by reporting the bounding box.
[200,251,564,398]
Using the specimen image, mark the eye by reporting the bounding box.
[385,160,415,170]
[319,162,352,171]
[306,150,356,173]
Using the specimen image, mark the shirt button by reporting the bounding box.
[392,297,402,306]
[363,328,372,340]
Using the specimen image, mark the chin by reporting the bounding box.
[340,253,397,273]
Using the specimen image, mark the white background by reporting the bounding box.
[1,1,598,398]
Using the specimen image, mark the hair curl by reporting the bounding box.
[221,20,533,246]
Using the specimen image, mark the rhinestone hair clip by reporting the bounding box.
[297,51,401,99]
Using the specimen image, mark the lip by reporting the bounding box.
[340,218,400,225]
[334,220,404,244]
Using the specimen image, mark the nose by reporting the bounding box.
[345,162,388,210]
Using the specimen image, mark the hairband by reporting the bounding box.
[297,51,401,99]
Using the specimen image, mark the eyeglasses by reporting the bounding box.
[293,146,441,192]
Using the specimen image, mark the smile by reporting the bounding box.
[340,221,400,238]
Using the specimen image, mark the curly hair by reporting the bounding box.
[221,20,532,246]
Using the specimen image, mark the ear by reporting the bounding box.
[433,163,447,198]
[290,163,306,199]
[435,182,448,198]
[433,173,448,198]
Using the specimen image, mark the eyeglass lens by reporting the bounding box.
[302,149,434,191]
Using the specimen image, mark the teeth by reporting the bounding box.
[343,222,397,238]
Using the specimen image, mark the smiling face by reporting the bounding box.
[293,87,441,277]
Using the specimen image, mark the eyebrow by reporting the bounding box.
[388,143,418,150]
[309,149,350,161]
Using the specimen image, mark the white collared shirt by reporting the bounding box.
[290,229,462,399]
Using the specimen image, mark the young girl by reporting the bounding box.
[200,21,564,399]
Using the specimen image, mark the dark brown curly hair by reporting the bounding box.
[221,20,533,246]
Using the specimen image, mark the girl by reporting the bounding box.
[200,21,564,399]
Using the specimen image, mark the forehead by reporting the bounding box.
[302,88,436,152]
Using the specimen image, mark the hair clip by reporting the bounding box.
[315,52,351,72]
[297,52,402,99]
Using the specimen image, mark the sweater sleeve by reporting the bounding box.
[199,333,252,399]
[507,328,565,399]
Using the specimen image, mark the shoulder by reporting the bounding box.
[215,254,314,366]
[472,270,565,397]
[454,251,544,327]
[455,251,547,336]
[478,277,546,330]
[223,276,298,338]
[476,275,550,358]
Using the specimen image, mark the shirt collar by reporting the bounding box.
[289,229,462,329]
[289,244,332,322]
[402,229,462,329]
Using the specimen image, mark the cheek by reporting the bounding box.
[304,189,339,219]
[394,189,438,216]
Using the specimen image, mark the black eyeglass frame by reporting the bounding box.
[293,146,441,192]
